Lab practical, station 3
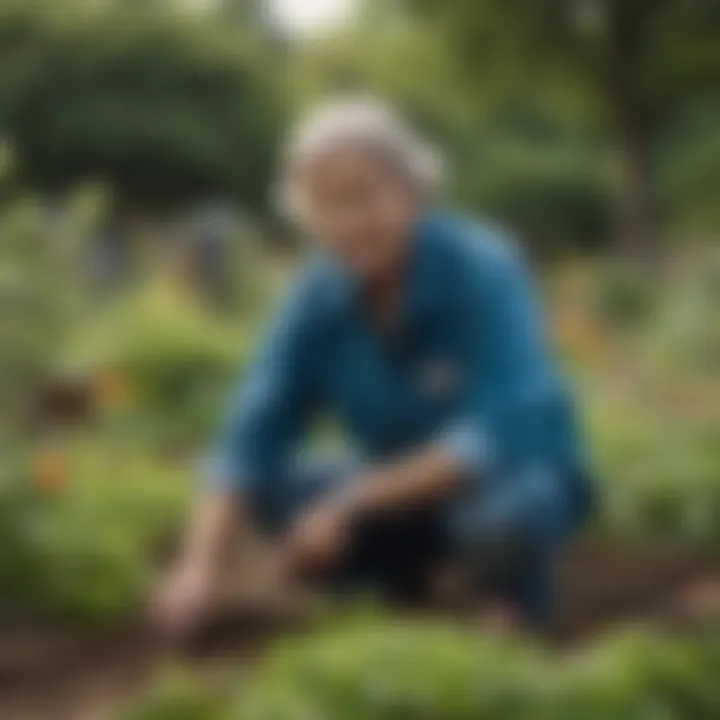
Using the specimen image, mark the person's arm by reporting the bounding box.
[288,238,558,573]
[428,238,558,486]
[177,490,244,577]
[322,239,555,520]
[333,447,462,517]
[150,490,242,637]
[153,269,323,634]
[207,271,324,496]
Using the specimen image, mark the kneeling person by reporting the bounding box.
[153,98,593,636]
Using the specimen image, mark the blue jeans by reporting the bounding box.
[244,454,589,626]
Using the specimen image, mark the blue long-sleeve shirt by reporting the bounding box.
[209,212,587,499]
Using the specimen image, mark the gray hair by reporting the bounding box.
[277,96,444,221]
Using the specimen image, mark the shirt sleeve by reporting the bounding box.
[204,269,323,493]
[435,239,561,480]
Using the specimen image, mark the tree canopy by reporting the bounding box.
[0,1,285,211]
[406,0,720,252]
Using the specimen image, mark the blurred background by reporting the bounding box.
[0,0,718,718]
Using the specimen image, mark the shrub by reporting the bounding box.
[0,0,284,210]
[65,281,254,447]
[0,187,107,414]
[0,436,188,624]
[454,135,613,257]
[590,395,720,547]
[552,252,720,548]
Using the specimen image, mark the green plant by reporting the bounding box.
[120,667,229,720]
[65,282,254,447]
[0,436,189,624]
[0,0,284,211]
[122,618,720,720]
[238,619,720,720]
[0,187,106,413]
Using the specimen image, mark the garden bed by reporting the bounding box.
[0,541,718,720]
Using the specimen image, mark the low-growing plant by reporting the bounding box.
[0,436,189,624]
[122,618,720,720]
[64,280,255,447]
[120,667,229,720]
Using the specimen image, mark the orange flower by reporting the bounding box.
[552,309,610,365]
[31,449,68,493]
[94,370,133,408]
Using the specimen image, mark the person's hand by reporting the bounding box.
[284,501,351,575]
[150,557,216,640]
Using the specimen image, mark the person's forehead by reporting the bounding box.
[299,141,393,180]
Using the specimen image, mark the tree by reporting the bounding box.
[409,0,720,256]
[0,1,285,212]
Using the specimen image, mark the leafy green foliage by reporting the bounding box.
[120,667,228,720]
[123,618,720,720]
[0,436,188,624]
[559,253,720,546]
[402,0,720,253]
[65,281,253,447]
[0,0,284,210]
[0,185,107,412]
[453,132,612,256]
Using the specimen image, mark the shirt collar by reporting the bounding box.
[326,208,444,333]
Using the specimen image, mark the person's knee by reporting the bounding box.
[451,468,575,563]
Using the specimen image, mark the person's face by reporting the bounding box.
[295,144,420,280]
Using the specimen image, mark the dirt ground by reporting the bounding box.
[1,541,719,720]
